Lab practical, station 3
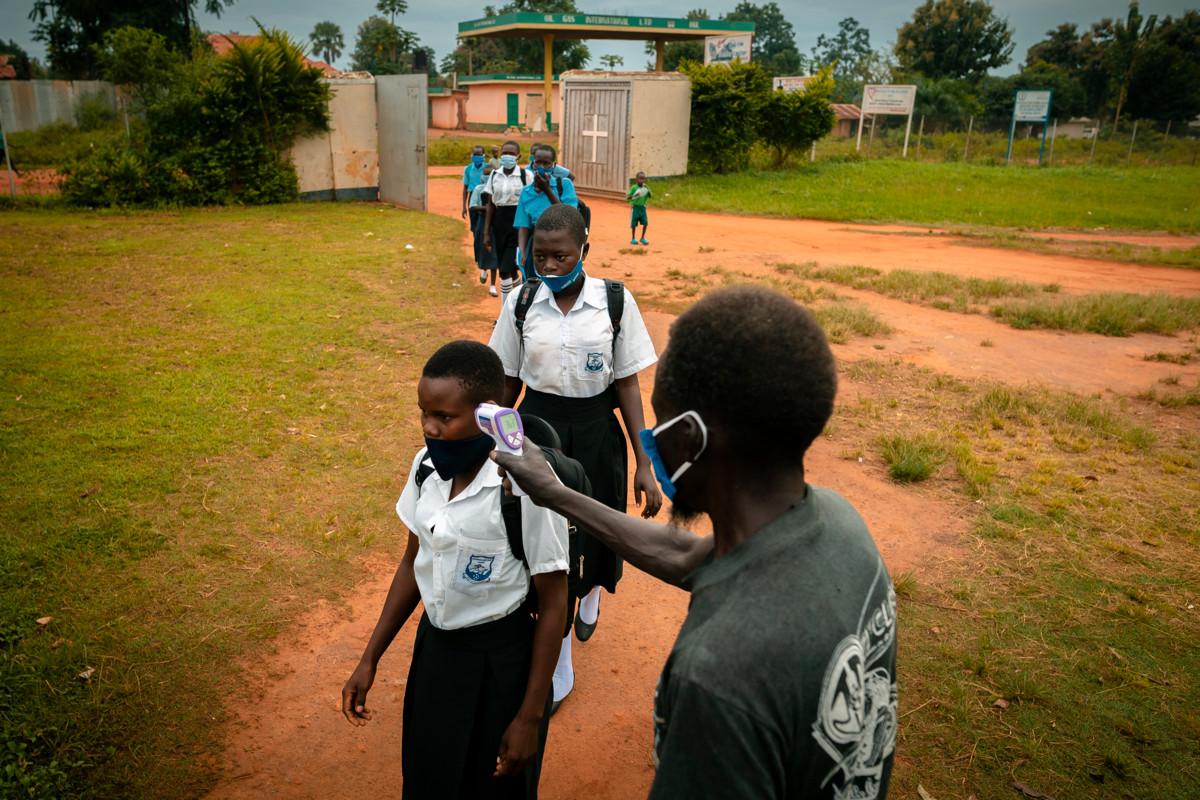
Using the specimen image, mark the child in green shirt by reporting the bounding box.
[627,171,651,246]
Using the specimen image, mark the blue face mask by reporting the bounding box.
[424,433,495,480]
[500,154,518,169]
[535,165,553,178]
[637,411,708,502]
[535,247,585,293]
[472,154,484,167]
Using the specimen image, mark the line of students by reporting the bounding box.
[344,203,662,799]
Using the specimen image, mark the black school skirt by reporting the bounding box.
[520,386,627,594]
[490,205,520,279]
[402,609,551,800]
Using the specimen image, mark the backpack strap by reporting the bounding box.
[603,278,624,357]
[501,492,525,565]
[519,166,527,184]
[556,176,564,197]
[512,279,542,381]
[414,457,435,493]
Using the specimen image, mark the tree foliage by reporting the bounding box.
[350,15,418,74]
[443,0,589,76]
[96,27,183,110]
[721,1,801,76]
[63,24,330,207]
[759,66,836,166]
[895,0,1014,80]
[28,0,237,78]
[0,39,44,80]
[810,18,871,79]
[309,21,345,66]
[681,60,772,173]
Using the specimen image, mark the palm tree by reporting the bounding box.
[309,21,344,66]
[599,54,623,71]
[375,0,409,63]
[376,0,408,26]
[1107,1,1157,128]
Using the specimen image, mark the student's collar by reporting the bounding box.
[531,274,601,309]
[427,455,504,503]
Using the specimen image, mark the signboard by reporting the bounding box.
[704,34,753,65]
[861,85,916,115]
[1007,89,1054,165]
[1013,90,1052,122]
[773,75,812,93]
[856,85,918,156]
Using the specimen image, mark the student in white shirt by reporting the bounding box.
[483,140,534,304]
[342,341,569,799]
[488,204,663,712]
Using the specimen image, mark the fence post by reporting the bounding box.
[916,115,925,158]
[1047,119,1057,165]
[1,121,14,198]
[964,115,973,161]
[1089,117,1101,164]
[868,114,876,155]
[1127,119,1138,163]
[809,141,816,163]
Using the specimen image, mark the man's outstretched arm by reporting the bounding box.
[493,449,712,587]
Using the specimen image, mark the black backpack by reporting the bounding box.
[413,415,591,597]
[512,278,623,380]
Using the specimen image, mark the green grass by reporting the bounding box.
[0,203,477,797]
[990,293,1200,337]
[962,232,1200,270]
[813,302,892,344]
[877,433,945,482]
[427,135,557,166]
[829,360,1199,800]
[5,122,127,169]
[655,161,1200,232]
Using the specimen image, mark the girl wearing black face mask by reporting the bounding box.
[342,341,569,800]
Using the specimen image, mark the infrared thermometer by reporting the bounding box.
[475,403,526,496]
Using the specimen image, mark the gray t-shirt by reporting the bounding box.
[650,486,897,800]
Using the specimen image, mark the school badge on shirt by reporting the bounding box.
[585,352,604,372]
[463,554,495,583]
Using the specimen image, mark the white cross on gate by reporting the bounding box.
[581,114,608,162]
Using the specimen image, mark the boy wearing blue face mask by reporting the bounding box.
[514,145,578,281]
[489,205,662,714]
[462,145,487,221]
[342,340,568,800]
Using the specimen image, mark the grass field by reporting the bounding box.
[0,204,478,797]
[831,360,1200,800]
[654,161,1200,233]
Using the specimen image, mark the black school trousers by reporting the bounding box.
[519,386,627,595]
[402,609,552,800]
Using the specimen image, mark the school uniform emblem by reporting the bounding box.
[586,352,604,372]
[463,554,495,583]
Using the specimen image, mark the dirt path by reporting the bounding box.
[203,174,1197,799]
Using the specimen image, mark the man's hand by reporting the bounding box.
[633,464,662,519]
[484,234,492,253]
[533,172,549,192]
[492,447,561,506]
[341,660,376,726]
[494,714,540,777]
[461,207,468,219]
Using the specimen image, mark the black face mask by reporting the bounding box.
[424,434,495,480]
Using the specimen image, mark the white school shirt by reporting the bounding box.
[396,449,569,631]
[488,275,658,398]
[486,167,532,207]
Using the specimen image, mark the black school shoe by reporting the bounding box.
[573,606,599,642]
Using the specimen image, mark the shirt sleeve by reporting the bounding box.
[519,496,568,575]
[462,166,471,187]
[395,448,427,532]
[626,184,636,200]
[613,289,658,379]
[559,178,579,208]
[488,292,522,378]
[513,190,532,229]
[648,678,786,800]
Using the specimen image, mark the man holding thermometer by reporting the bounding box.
[493,287,898,800]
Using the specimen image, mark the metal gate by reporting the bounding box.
[376,74,428,210]
[561,82,630,198]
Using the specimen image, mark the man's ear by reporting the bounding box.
[581,241,591,261]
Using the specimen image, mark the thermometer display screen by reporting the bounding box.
[500,413,519,434]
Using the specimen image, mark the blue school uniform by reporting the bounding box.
[513,177,579,231]
[463,161,486,193]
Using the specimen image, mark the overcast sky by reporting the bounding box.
[3,1,1195,73]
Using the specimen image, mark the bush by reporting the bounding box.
[74,92,117,131]
[63,24,329,208]
[760,67,837,167]
[681,60,772,173]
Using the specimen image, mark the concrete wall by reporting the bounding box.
[430,91,468,130]
[463,82,561,131]
[0,80,117,132]
[628,75,691,178]
[290,78,379,201]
